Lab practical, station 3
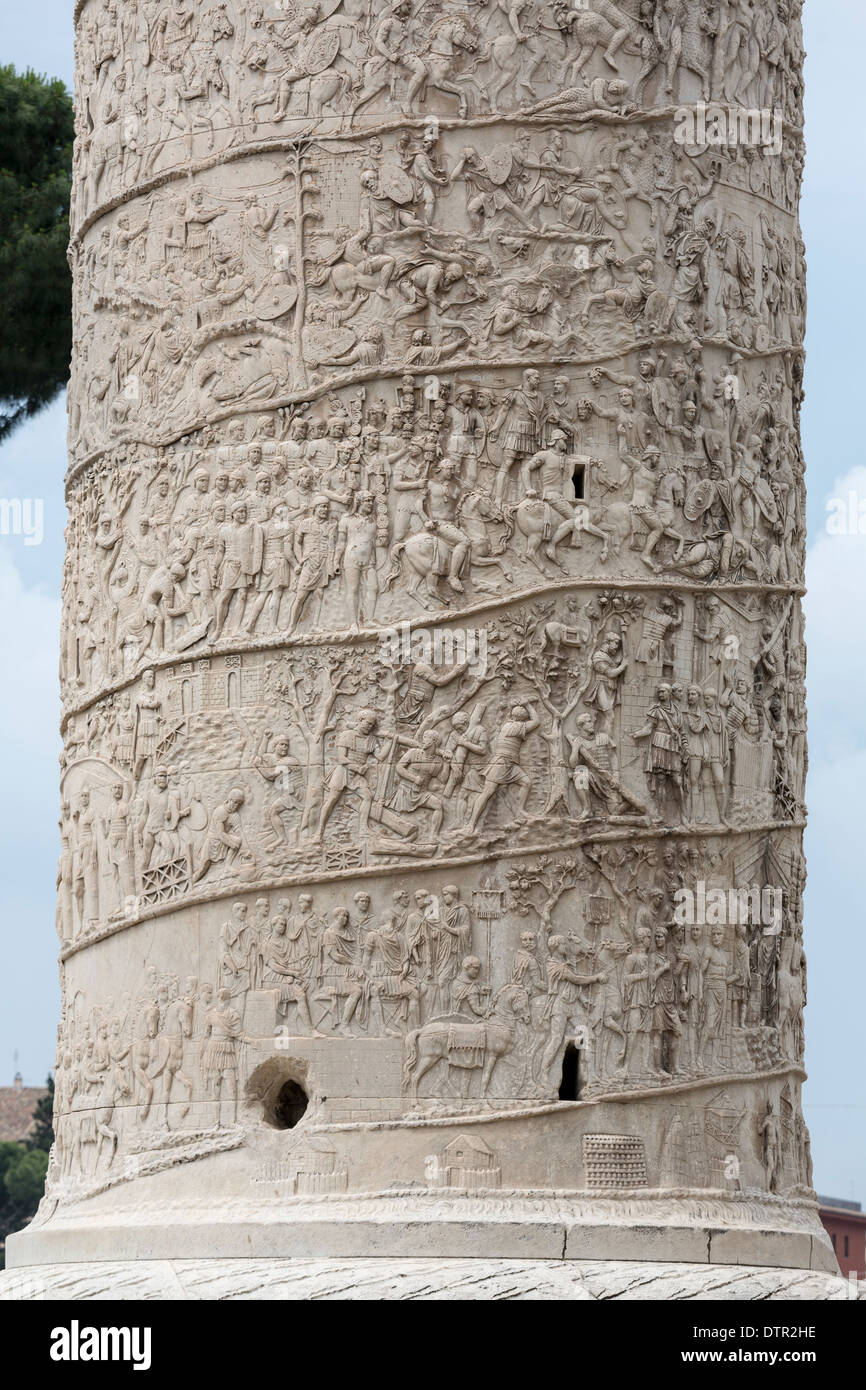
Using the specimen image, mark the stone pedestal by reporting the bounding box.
[3,0,841,1300]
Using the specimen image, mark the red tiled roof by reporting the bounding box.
[0,1087,49,1142]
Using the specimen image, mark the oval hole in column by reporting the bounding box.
[274,1079,308,1129]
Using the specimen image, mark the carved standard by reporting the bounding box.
[2,0,849,1298]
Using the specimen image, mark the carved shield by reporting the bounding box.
[752,474,778,523]
[785,166,797,206]
[485,146,514,186]
[252,283,298,321]
[300,27,341,75]
[684,478,716,521]
[377,163,415,206]
[185,798,209,833]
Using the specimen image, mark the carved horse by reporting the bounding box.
[507,496,615,576]
[92,1068,129,1169]
[384,521,511,607]
[567,0,640,77]
[564,0,661,101]
[403,984,530,1098]
[481,25,553,108]
[351,16,485,119]
[406,17,489,118]
[609,131,671,228]
[302,20,363,119]
[304,68,353,119]
[460,491,513,591]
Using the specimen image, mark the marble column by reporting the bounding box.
[2,0,848,1299]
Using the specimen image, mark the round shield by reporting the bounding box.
[377,162,415,206]
[185,799,209,833]
[684,478,716,522]
[485,146,514,186]
[253,283,298,321]
[300,27,341,75]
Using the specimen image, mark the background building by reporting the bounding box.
[818,1196,866,1278]
[0,1074,48,1144]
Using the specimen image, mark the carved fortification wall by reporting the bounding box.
[6,0,842,1285]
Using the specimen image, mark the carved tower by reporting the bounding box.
[3,0,845,1298]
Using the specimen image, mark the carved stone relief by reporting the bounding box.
[13,0,835,1279]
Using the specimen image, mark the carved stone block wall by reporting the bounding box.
[8,0,838,1276]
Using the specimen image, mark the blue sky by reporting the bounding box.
[0,2,864,1200]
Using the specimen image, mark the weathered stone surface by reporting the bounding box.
[4,0,832,1298]
[0,1258,857,1302]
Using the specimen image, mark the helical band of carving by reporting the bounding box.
[48,0,815,1224]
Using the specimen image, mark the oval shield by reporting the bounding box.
[377,162,416,206]
[684,478,716,522]
[300,27,341,75]
[752,474,779,523]
[485,146,514,186]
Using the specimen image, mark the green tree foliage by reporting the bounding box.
[0,1143,25,1183]
[3,1148,48,1206]
[0,1139,47,1265]
[0,1079,53,1268]
[27,1074,55,1153]
[0,65,73,439]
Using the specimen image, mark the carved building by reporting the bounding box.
[1,0,849,1298]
